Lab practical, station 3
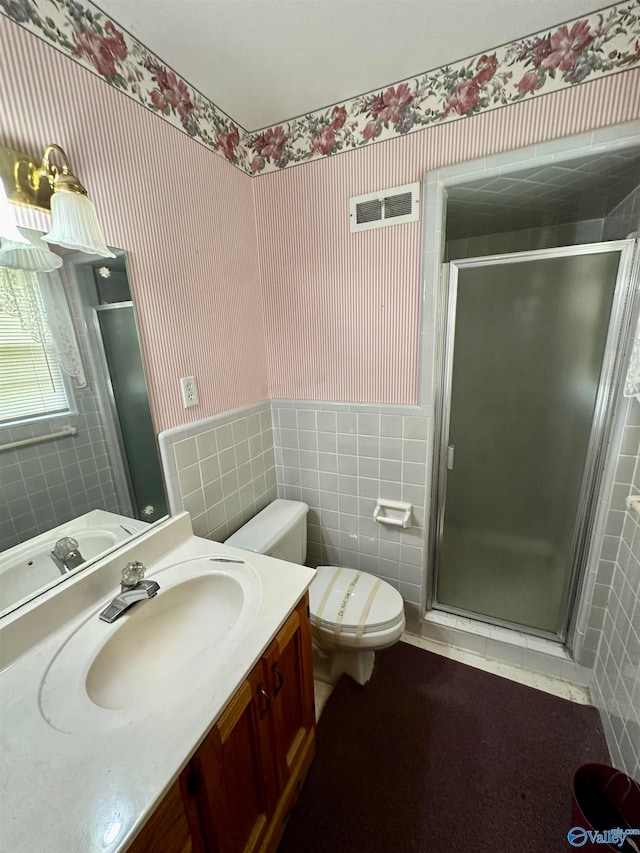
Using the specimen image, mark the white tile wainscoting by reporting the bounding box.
[158,401,277,542]
[271,399,429,609]
[156,390,638,758]
[591,400,640,781]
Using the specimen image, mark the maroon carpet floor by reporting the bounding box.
[278,641,609,853]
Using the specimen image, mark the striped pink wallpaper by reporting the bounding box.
[3,11,639,417]
[254,71,640,403]
[1,15,268,433]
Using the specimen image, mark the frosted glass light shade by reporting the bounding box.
[0,180,29,244]
[43,190,115,258]
[0,227,63,272]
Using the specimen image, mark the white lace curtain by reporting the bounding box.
[624,315,640,402]
[0,266,87,387]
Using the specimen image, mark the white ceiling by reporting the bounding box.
[96,0,604,131]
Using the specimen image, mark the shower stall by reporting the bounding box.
[429,240,638,641]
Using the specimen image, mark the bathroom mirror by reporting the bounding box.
[0,242,168,618]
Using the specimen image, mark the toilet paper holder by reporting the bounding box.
[373,499,412,528]
[626,495,640,518]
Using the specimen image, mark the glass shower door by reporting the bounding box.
[433,243,633,638]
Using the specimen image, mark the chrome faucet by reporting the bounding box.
[51,537,85,574]
[99,561,160,623]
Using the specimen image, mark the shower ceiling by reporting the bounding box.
[445,149,640,240]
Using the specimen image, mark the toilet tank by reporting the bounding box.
[224,500,309,564]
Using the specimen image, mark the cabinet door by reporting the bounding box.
[266,594,316,791]
[126,778,197,853]
[189,666,276,853]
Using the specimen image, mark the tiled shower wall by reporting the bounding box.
[585,182,640,777]
[445,219,605,261]
[590,398,640,779]
[445,182,640,265]
[158,401,277,543]
[572,181,640,667]
[603,185,640,240]
[271,400,429,610]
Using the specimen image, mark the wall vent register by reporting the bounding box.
[349,182,420,233]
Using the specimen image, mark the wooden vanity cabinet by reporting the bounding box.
[124,777,198,853]
[256,595,316,852]
[188,663,276,853]
[127,594,315,853]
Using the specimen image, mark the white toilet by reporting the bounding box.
[225,499,405,685]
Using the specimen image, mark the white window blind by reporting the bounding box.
[0,309,70,425]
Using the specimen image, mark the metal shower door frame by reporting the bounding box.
[427,239,639,642]
[89,302,139,516]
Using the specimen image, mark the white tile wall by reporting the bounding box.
[446,219,605,261]
[0,402,121,550]
[271,400,429,608]
[158,401,277,542]
[603,185,640,240]
[591,400,640,779]
[158,397,430,608]
[572,182,640,745]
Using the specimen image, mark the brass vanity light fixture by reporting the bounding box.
[0,142,114,258]
[0,161,29,244]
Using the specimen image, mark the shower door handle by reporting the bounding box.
[447,444,455,470]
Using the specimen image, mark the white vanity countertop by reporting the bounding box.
[0,514,315,853]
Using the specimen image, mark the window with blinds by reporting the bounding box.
[0,310,70,426]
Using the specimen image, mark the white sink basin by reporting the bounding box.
[0,510,150,617]
[0,532,119,614]
[39,557,262,732]
[87,574,244,710]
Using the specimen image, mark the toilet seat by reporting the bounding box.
[224,498,405,685]
[309,566,405,646]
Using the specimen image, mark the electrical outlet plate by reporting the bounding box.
[180,376,199,408]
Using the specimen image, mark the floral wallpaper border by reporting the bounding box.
[2,0,640,176]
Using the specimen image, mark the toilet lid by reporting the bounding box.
[309,566,404,635]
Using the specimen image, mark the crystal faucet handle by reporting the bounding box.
[53,537,79,558]
[121,561,146,587]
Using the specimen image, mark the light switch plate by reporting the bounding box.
[180,376,199,408]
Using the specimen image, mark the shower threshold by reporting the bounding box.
[418,609,591,686]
